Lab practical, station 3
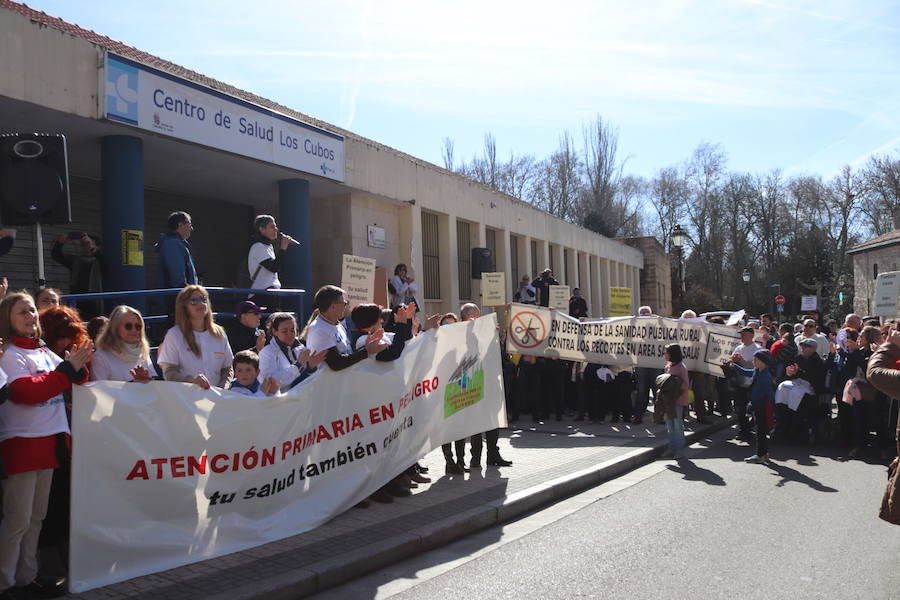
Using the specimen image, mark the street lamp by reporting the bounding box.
[742,268,751,311]
[671,224,687,312]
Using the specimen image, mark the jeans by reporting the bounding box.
[665,405,686,452]
[732,386,751,435]
[634,367,661,419]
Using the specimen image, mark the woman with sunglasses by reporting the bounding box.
[92,306,157,383]
[158,285,233,389]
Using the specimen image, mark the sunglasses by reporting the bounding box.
[123,322,143,331]
[189,296,209,305]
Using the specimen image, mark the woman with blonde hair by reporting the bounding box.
[157,285,233,389]
[92,305,157,383]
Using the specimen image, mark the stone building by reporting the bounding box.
[618,236,673,317]
[848,227,900,317]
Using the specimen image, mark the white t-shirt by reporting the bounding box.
[90,348,157,382]
[305,317,352,354]
[732,342,762,388]
[248,241,280,290]
[158,327,234,386]
[0,344,69,441]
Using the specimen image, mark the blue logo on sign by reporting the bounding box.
[320,162,334,176]
[106,57,139,125]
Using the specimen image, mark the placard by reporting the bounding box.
[340,254,376,308]
[801,295,817,311]
[481,272,506,306]
[609,287,633,317]
[874,271,900,317]
[548,285,570,311]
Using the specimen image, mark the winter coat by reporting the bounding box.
[865,341,900,525]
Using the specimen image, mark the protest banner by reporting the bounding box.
[609,287,633,317]
[340,254,377,308]
[548,285,570,311]
[69,315,505,592]
[482,272,506,306]
[506,303,739,377]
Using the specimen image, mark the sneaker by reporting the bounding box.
[744,454,768,464]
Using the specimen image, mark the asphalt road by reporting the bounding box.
[317,429,900,600]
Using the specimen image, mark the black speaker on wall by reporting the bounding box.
[471,247,494,280]
[0,133,72,225]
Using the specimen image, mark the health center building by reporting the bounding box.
[0,1,643,319]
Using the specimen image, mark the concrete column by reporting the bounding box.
[101,136,144,303]
[442,215,459,314]
[521,235,532,282]
[600,259,611,316]
[632,266,641,313]
[589,255,601,317]
[278,179,312,318]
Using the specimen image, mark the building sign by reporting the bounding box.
[481,272,506,306]
[104,54,344,181]
[367,225,386,249]
[120,229,143,266]
[609,287,633,317]
[800,295,817,311]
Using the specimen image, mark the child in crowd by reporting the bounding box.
[227,350,280,397]
[725,349,776,463]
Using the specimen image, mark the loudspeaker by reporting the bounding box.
[0,133,72,225]
[471,247,494,280]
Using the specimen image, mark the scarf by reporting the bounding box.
[112,342,144,365]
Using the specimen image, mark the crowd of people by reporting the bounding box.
[3,211,900,597]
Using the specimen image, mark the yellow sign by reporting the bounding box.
[481,272,506,306]
[121,230,144,266]
[609,287,632,317]
[548,285,570,311]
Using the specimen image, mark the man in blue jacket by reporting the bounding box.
[156,211,197,288]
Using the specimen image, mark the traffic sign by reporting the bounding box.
[775,295,786,306]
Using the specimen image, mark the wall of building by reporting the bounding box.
[853,246,900,316]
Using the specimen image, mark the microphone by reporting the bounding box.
[279,233,301,245]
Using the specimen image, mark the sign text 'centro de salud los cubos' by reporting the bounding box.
[104,53,345,182]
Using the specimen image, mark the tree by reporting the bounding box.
[441,137,455,171]
[861,152,900,235]
[683,142,727,298]
[579,116,625,237]
[532,131,582,221]
[647,165,688,252]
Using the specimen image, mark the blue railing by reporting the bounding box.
[61,286,306,334]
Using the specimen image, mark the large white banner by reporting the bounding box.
[70,316,504,592]
[104,53,345,181]
[506,303,740,377]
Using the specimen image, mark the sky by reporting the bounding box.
[22,0,900,180]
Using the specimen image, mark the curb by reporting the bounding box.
[238,416,736,599]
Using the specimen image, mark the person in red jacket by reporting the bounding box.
[0,292,92,599]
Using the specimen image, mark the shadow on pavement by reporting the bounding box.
[666,459,726,486]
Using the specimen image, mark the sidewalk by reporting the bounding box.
[67,413,733,600]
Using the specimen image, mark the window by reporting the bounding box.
[564,250,570,285]
[531,240,538,276]
[422,212,440,299]
[457,220,472,300]
[874,263,879,280]
[510,235,520,286]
